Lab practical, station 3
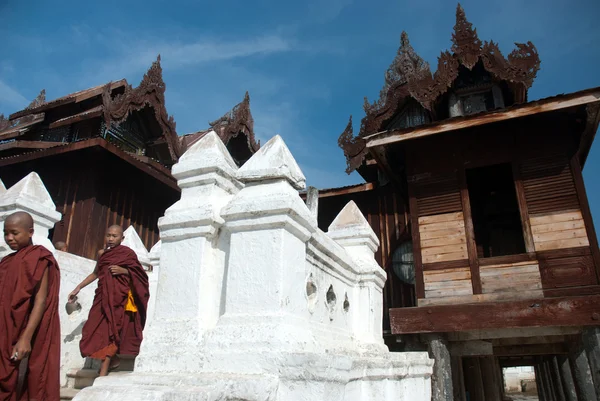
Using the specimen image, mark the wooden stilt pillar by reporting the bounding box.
[582,327,600,395]
[480,357,502,401]
[568,339,598,401]
[550,356,566,401]
[535,363,547,401]
[539,357,555,401]
[493,358,505,400]
[557,355,578,401]
[463,357,485,401]
[451,356,466,401]
[427,335,453,401]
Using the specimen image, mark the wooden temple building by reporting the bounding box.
[0,56,259,259]
[320,4,600,401]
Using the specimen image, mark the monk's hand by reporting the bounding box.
[11,338,31,362]
[109,265,129,276]
[68,287,80,303]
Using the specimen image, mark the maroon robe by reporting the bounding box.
[0,245,60,401]
[79,245,149,360]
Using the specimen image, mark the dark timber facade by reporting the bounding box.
[324,4,600,400]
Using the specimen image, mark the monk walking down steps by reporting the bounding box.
[68,225,149,377]
[0,212,61,401]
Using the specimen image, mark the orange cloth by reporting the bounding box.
[124,289,138,313]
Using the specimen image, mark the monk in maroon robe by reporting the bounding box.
[68,225,149,376]
[0,211,60,401]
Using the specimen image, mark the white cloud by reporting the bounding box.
[0,80,28,108]
[83,33,293,85]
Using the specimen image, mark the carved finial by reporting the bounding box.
[366,31,428,114]
[396,31,429,79]
[0,114,10,131]
[338,116,368,174]
[243,91,250,103]
[139,55,165,92]
[452,3,482,69]
[27,89,46,109]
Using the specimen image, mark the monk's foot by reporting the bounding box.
[98,357,111,377]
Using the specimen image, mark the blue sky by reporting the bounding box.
[1,0,599,221]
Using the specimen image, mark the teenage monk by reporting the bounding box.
[0,211,61,401]
[68,225,149,377]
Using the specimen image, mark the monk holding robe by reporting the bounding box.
[68,225,149,377]
[0,211,61,401]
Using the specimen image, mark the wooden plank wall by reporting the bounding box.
[403,113,600,306]
[480,261,542,295]
[419,212,468,264]
[0,148,179,259]
[530,211,589,251]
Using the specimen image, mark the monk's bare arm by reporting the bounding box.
[68,263,99,302]
[12,268,49,360]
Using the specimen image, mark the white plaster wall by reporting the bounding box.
[504,366,536,392]
[55,251,96,387]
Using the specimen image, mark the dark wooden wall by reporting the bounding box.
[403,111,600,304]
[0,148,179,260]
[317,185,415,332]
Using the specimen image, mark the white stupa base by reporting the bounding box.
[73,351,432,401]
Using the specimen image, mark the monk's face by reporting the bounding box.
[3,221,33,251]
[105,227,124,249]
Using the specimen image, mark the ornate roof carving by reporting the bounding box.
[338,116,368,174]
[0,114,10,131]
[339,3,542,174]
[209,91,260,153]
[102,55,181,160]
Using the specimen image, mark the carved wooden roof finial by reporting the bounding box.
[28,89,47,109]
[338,115,368,174]
[0,114,10,131]
[452,3,482,69]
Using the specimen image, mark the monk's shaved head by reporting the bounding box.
[105,225,124,249]
[107,225,124,235]
[5,211,34,229]
[3,211,34,251]
[55,241,67,251]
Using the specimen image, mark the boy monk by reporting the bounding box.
[68,225,149,377]
[0,211,61,400]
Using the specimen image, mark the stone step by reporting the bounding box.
[66,368,99,390]
[60,388,80,400]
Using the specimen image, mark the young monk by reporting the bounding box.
[0,211,60,400]
[68,225,149,377]
[53,241,67,252]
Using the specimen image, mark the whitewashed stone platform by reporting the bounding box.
[71,132,433,400]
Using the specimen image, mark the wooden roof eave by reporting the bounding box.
[0,137,179,191]
[365,87,600,149]
[9,80,127,120]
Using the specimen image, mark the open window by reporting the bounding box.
[466,163,526,258]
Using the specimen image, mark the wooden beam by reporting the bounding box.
[457,167,482,294]
[0,140,64,152]
[493,343,568,356]
[48,106,103,129]
[570,156,600,285]
[448,327,582,342]
[365,88,600,148]
[0,137,179,191]
[512,161,536,253]
[389,295,600,334]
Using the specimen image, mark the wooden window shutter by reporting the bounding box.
[520,155,580,215]
[411,171,462,217]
